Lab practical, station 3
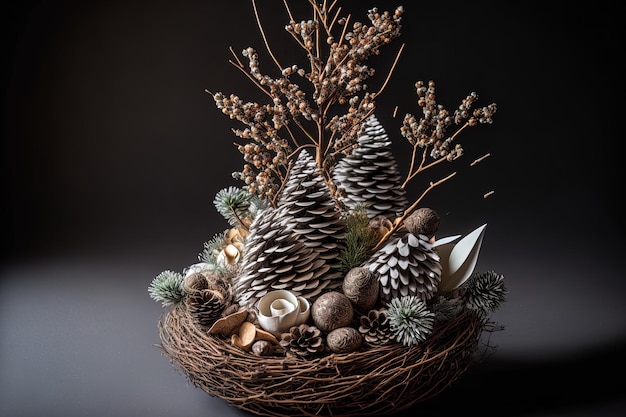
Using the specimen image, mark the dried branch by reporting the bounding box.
[373,172,457,251]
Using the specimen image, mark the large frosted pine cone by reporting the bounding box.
[279,324,325,359]
[332,114,408,220]
[184,271,233,327]
[365,232,441,303]
[277,149,346,283]
[233,205,336,308]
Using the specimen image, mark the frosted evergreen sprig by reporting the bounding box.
[198,232,227,265]
[148,270,185,307]
[386,296,435,347]
[463,270,507,314]
[213,186,262,227]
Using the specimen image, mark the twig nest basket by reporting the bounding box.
[148,2,508,416]
[158,305,486,417]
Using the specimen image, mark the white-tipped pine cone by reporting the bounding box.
[332,114,408,220]
[233,205,337,308]
[277,149,346,269]
[364,232,441,303]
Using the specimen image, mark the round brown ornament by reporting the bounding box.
[326,326,363,353]
[342,267,379,313]
[311,291,354,333]
[403,207,440,239]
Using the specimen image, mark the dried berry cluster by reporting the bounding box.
[210,2,405,202]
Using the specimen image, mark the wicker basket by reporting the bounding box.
[157,304,487,417]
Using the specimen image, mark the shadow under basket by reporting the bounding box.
[158,305,487,417]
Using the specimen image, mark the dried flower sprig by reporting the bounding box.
[373,81,497,249]
[208,1,405,203]
[209,1,496,250]
[400,80,497,189]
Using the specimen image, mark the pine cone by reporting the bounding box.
[365,232,441,303]
[332,114,408,220]
[358,309,392,346]
[234,205,335,308]
[277,149,346,284]
[279,324,325,359]
[184,271,233,327]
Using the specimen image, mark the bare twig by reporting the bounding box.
[374,172,457,251]
[252,0,283,72]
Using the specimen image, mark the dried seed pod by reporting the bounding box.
[403,207,440,239]
[251,340,274,356]
[365,232,441,303]
[342,267,379,313]
[358,308,392,346]
[326,327,362,353]
[311,291,354,333]
[184,271,233,327]
[208,309,248,336]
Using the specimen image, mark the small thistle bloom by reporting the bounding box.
[386,295,435,347]
[148,270,185,307]
[463,270,507,314]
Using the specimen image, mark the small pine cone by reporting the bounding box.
[332,114,408,220]
[365,232,441,303]
[184,271,232,327]
[358,309,392,346]
[279,324,325,359]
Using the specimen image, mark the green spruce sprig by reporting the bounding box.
[148,270,185,307]
[337,206,379,273]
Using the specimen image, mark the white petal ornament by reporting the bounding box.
[434,224,487,293]
[257,290,311,337]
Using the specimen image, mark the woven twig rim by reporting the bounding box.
[158,305,485,417]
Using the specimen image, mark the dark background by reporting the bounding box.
[1,1,624,416]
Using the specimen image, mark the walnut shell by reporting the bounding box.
[326,327,362,353]
[311,291,354,333]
